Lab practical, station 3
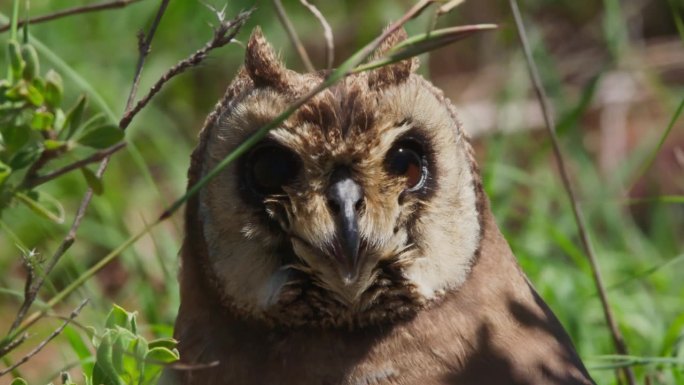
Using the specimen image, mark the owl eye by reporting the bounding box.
[385,140,427,191]
[246,144,300,195]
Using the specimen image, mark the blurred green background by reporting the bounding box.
[0,0,682,384]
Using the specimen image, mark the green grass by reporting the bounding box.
[0,1,682,384]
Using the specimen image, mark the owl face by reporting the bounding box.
[195,29,483,327]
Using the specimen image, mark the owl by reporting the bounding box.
[170,27,596,385]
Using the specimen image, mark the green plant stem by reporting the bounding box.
[13,224,153,338]
[508,1,636,384]
[6,0,20,81]
[628,96,684,190]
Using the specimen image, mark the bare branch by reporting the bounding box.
[300,0,334,69]
[0,299,88,377]
[2,0,172,349]
[125,0,170,111]
[167,360,220,371]
[6,252,37,335]
[119,8,252,130]
[5,7,252,343]
[0,333,28,358]
[24,142,127,189]
[508,1,637,385]
[273,0,316,72]
[0,0,145,33]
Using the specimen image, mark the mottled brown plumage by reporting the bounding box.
[170,27,595,385]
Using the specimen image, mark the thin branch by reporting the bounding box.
[2,0,171,350]
[0,333,28,358]
[167,360,220,371]
[7,7,251,341]
[125,0,170,111]
[300,0,334,69]
[119,8,252,129]
[0,0,145,33]
[24,142,127,189]
[6,253,36,334]
[0,299,88,377]
[273,0,316,72]
[508,1,637,385]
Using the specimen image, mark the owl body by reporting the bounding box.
[171,28,595,385]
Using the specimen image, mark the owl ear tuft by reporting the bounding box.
[245,27,289,90]
[367,27,419,89]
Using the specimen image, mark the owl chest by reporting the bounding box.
[217,324,458,385]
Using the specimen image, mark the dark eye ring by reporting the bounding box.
[385,140,427,191]
[245,143,301,196]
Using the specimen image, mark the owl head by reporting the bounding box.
[184,27,485,328]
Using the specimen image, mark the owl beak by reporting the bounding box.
[327,169,363,282]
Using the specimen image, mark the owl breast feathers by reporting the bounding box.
[170,27,596,385]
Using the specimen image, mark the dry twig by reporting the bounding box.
[0,0,145,33]
[508,1,637,384]
[24,142,127,189]
[0,299,88,377]
[119,9,253,129]
[300,0,334,69]
[4,5,251,346]
[273,0,315,72]
[2,0,172,354]
[0,333,28,359]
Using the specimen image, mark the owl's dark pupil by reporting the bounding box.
[387,144,424,190]
[248,145,299,194]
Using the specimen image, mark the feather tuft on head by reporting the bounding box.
[367,27,419,89]
[245,27,290,90]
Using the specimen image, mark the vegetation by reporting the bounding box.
[0,0,682,384]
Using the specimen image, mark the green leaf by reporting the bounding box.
[59,95,87,140]
[81,167,103,195]
[145,346,179,363]
[21,83,44,106]
[53,108,66,131]
[148,338,178,351]
[9,145,41,169]
[10,378,28,385]
[45,70,64,109]
[63,325,95,374]
[143,347,179,384]
[15,191,65,223]
[354,24,498,73]
[43,139,66,151]
[77,124,124,149]
[31,110,54,130]
[92,333,125,385]
[122,337,148,385]
[21,44,40,81]
[7,40,24,80]
[105,304,135,331]
[112,334,125,374]
[0,161,11,185]
[2,125,31,152]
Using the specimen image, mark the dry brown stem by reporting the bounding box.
[508,1,637,384]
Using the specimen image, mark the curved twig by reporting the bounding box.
[0,0,146,33]
[300,0,334,69]
[273,0,315,72]
[508,1,636,385]
[0,299,88,377]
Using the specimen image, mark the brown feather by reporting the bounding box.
[170,27,595,385]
